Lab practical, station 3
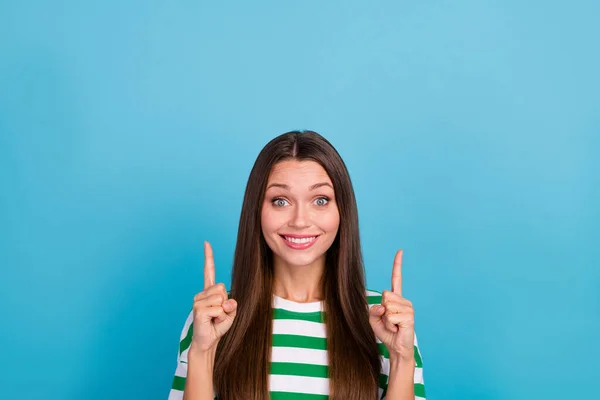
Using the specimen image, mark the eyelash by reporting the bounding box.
[272,196,330,207]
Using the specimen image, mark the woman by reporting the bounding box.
[168,131,426,400]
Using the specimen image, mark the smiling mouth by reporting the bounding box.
[280,235,319,244]
[279,235,320,249]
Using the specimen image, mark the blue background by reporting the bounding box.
[1,1,599,399]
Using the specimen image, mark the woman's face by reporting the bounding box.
[261,160,340,269]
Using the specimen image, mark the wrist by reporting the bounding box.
[386,355,416,400]
[188,343,217,366]
[389,353,416,369]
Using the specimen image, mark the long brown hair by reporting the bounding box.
[214,131,380,399]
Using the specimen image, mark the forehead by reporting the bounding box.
[267,160,332,185]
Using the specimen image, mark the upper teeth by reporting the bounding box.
[285,236,316,244]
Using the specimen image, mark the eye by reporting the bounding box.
[314,196,330,206]
[272,198,289,207]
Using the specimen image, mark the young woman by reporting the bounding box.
[168,131,426,400]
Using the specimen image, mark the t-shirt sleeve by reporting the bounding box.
[168,310,194,400]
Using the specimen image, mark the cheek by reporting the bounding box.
[260,204,282,234]
[320,207,340,233]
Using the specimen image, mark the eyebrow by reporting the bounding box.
[266,182,334,191]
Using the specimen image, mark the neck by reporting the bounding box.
[272,254,325,303]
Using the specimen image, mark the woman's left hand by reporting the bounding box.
[369,249,415,362]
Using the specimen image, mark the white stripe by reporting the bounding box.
[414,367,424,384]
[180,346,190,364]
[366,290,382,297]
[179,311,194,341]
[273,295,323,312]
[269,374,330,395]
[175,362,188,378]
[272,318,327,338]
[271,346,328,365]
[168,389,183,400]
[381,356,389,375]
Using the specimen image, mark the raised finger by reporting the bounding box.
[391,249,403,297]
[204,241,216,290]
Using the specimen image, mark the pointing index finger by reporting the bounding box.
[391,249,403,297]
[204,241,215,290]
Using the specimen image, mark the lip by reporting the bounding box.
[279,234,320,250]
[279,234,320,238]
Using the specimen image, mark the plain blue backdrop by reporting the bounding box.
[1,1,599,399]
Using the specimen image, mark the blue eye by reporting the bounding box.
[273,198,289,207]
[314,197,329,206]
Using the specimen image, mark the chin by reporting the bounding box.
[277,247,328,267]
[281,256,321,268]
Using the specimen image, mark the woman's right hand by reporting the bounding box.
[191,241,238,352]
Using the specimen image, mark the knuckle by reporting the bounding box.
[207,294,221,303]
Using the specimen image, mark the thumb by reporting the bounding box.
[368,305,385,324]
[214,299,237,328]
[224,299,238,319]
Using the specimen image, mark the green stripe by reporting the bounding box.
[378,343,390,358]
[415,345,423,368]
[179,322,193,356]
[171,375,186,391]
[272,334,327,350]
[367,295,382,305]
[273,308,326,323]
[378,373,388,389]
[271,362,329,378]
[270,392,329,400]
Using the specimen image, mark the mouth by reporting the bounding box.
[279,234,320,250]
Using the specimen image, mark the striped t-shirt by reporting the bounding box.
[168,290,426,399]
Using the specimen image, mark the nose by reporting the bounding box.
[288,204,310,229]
